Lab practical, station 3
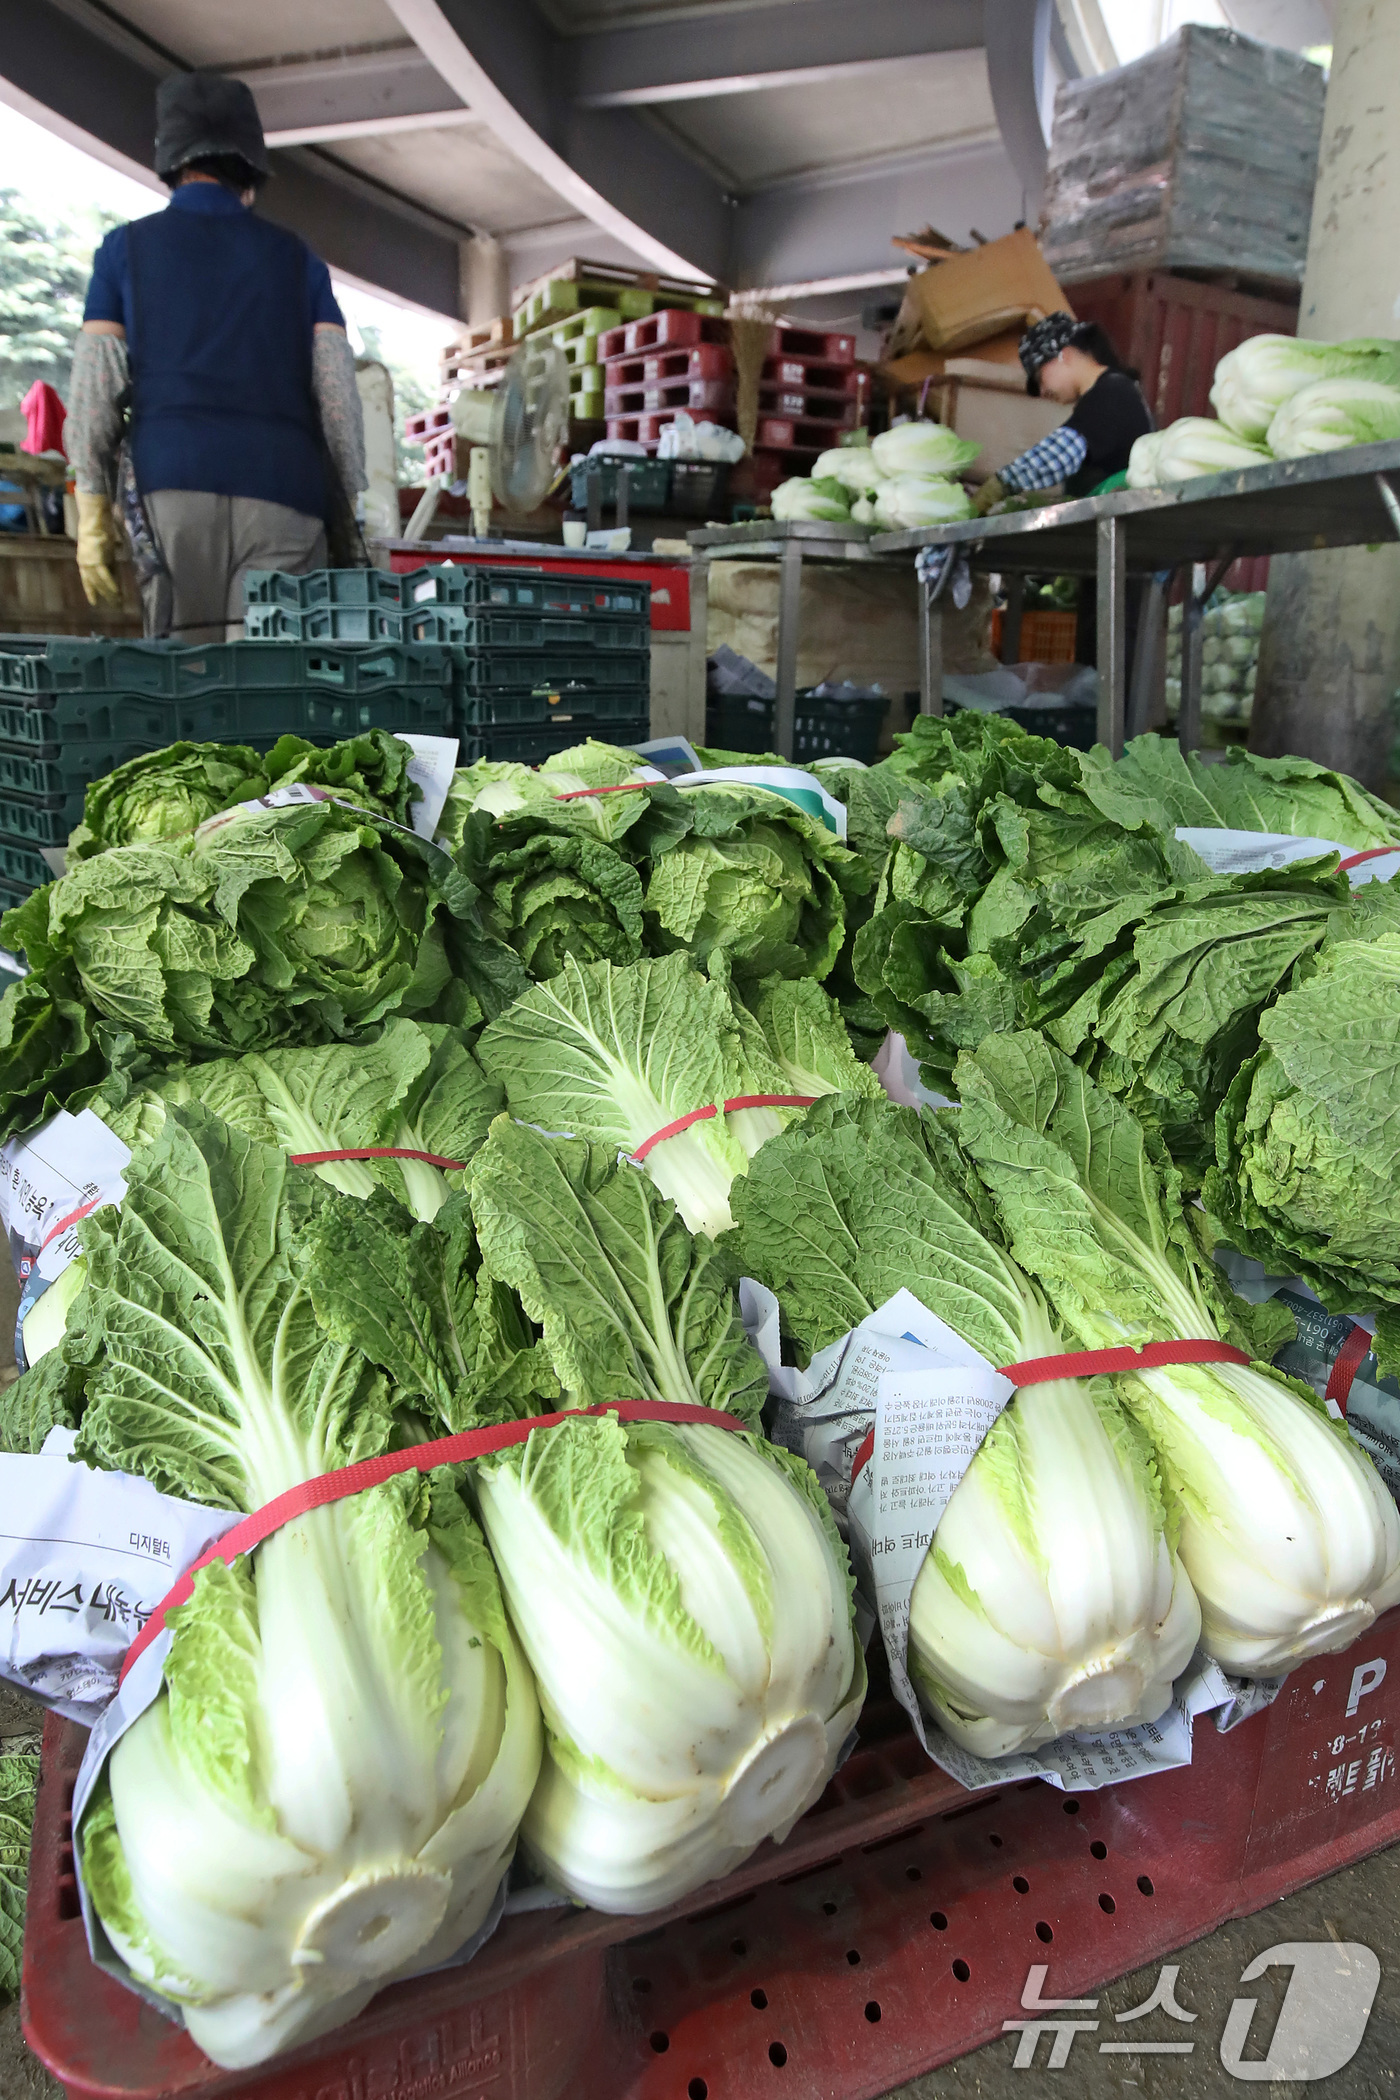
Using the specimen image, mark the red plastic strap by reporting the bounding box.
[629,1095,817,1164]
[289,1147,469,1170]
[1338,845,1398,872]
[847,1340,1253,1487]
[999,1339,1252,1386]
[38,1196,104,1255]
[118,1399,746,1689]
[1325,1322,1372,1415]
[551,782,649,801]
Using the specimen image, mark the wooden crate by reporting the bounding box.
[0,536,142,636]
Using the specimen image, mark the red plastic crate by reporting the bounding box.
[26,1608,1400,2099]
[629,345,734,385]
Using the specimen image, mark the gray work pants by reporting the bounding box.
[140,490,326,642]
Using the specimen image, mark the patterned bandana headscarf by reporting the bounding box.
[1018,311,1082,381]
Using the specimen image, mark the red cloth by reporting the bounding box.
[19,381,66,458]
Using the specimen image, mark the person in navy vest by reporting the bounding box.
[66,72,366,640]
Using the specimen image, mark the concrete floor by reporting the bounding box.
[2,1265,1399,2100]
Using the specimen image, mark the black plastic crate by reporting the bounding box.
[447,613,650,652]
[460,717,651,767]
[456,652,649,697]
[405,566,650,621]
[173,687,454,743]
[242,569,406,611]
[243,603,472,645]
[458,688,654,730]
[705,690,887,766]
[667,460,731,519]
[0,639,454,700]
[568,460,671,513]
[945,698,1098,753]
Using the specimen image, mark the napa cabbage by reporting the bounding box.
[955,1033,1400,1676]
[1267,377,1400,458]
[1210,335,1400,443]
[730,1095,1201,1755]
[70,1108,541,2069]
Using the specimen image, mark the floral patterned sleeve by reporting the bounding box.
[66,332,129,496]
[312,328,368,495]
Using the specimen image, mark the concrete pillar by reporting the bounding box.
[1250,0,1400,787]
[459,234,510,328]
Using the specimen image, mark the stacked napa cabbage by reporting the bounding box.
[770,423,978,529]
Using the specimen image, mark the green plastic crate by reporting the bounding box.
[0,836,55,892]
[0,791,84,844]
[0,638,454,700]
[705,690,887,766]
[242,569,405,611]
[243,603,470,644]
[405,566,650,619]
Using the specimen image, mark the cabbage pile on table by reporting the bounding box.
[2,718,1399,2070]
[1127,334,1400,487]
[770,422,979,529]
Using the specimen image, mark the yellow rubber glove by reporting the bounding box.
[75,491,122,607]
[972,474,1008,518]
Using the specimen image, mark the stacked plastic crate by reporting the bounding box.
[0,625,456,910]
[246,565,652,767]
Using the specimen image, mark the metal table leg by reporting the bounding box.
[919,574,944,716]
[1179,563,1206,758]
[773,539,803,759]
[1127,574,1166,742]
[1001,573,1025,665]
[1096,515,1126,757]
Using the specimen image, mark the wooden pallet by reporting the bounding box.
[440,341,516,387]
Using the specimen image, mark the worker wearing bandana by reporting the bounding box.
[973,312,1154,517]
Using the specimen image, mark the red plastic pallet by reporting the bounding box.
[680,344,734,382]
[404,406,453,441]
[604,378,735,417]
[598,312,727,361]
[26,1612,1400,2100]
[764,357,862,393]
[757,385,856,422]
[757,410,859,449]
[769,325,855,366]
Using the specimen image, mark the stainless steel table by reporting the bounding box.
[686,520,892,757]
[871,441,1400,757]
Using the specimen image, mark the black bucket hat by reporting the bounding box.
[154,71,269,182]
[1019,312,1084,394]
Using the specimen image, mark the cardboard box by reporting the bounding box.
[877,328,1026,396]
[925,359,1067,480]
[897,230,1073,354]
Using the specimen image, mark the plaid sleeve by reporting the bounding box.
[998,424,1088,493]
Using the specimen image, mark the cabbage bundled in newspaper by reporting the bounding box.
[67,1108,540,2069]
[955,1034,1400,1676]
[730,1095,1201,1756]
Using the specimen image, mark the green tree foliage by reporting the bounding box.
[0,191,118,408]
